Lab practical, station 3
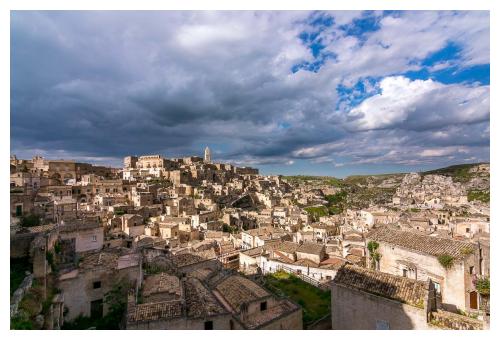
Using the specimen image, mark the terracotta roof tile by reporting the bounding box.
[333,264,427,308]
[367,227,476,259]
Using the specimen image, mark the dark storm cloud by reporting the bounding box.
[11,11,490,169]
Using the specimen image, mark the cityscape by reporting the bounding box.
[9,10,490,331]
[10,151,490,330]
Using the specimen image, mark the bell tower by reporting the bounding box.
[204,146,211,163]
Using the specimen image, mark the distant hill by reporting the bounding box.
[421,163,489,183]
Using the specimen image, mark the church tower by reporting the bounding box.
[204,146,211,163]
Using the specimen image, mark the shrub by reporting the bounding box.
[367,241,379,254]
[438,254,454,269]
[476,277,490,296]
[11,316,34,330]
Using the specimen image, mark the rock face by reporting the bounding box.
[393,173,467,206]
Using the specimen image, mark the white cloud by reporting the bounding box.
[11,11,490,171]
[346,76,489,131]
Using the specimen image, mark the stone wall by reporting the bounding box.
[10,272,34,317]
[331,283,429,330]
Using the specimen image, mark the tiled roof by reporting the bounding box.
[128,300,183,323]
[79,251,119,270]
[214,275,270,312]
[142,273,181,299]
[277,241,300,254]
[241,247,264,257]
[170,253,208,268]
[184,278,227,318]
[366,227,476,259]
[333,264,427,308]
[243,300,298,329]
[319,257,346,270]
[26,224,56,234]
[297,242,324,255]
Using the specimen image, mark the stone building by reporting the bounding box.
[124,156,138,169]
[366,227,481,312]
[127,266,302,330]
[59,218,104,253]
[58,250,141,321]
[204,146,211,164]
[331,264,434,329]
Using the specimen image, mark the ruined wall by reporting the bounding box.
[10,273,34,317]
[430,310,484,330]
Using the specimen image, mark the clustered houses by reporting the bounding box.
[10,152,490,330]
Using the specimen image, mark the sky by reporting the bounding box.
[10,11,490,177]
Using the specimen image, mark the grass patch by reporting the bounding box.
[264,271,330,326]
[423,163,482,183]
[304,206,329,221]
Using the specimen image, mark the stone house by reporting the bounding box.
[54,197,78,223]
[366,227,480,312]
[211,274,302,329]
[296,242,325,264]
[58,218,104,253]
[58,250,141,321]
[241,227,286,249]
[158,222,179,240]
[10,191,34,218]
[331,264,434,329]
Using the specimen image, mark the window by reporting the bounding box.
[469,266,475,275]
[15,205,23,217]
[204,321,213,330]
[466,228,470,233]
[402,269,408,277]
[376,320,390,330]
[93,281,101,289]
[432,281,441,294]
[260,301,267,311]
[92,235,97,242]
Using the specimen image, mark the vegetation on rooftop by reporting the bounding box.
[437,254,454,270]
[263,270,331,327]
